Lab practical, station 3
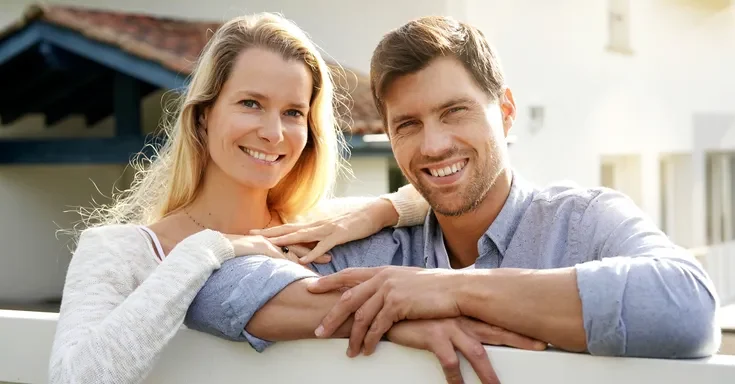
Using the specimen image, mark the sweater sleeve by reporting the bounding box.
[48,226,235,384]
[304,184,429,227]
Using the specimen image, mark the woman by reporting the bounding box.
[48,13,427,384]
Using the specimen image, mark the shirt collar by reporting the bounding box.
[423,170,536,266]
[484,172,536,255]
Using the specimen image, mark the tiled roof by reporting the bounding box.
[1,4,384,135]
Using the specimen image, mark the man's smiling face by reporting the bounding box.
[383,56,515,216]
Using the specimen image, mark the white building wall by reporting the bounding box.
[465,0,735,246]
[336,157,390,197]
[0,165,126,303]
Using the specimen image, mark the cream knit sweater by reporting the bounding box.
[48,187,429,384]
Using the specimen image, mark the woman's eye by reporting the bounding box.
[285,109,305,117]
[241,100,260,109]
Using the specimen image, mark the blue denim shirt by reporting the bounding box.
[185,173,721,358]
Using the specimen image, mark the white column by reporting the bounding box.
[691,150,708,247]
[640,152,661,227]
[720,154,733,242]
[661,156,675,236]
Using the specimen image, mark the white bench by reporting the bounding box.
[2,309,735,384]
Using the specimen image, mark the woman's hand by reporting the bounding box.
[223,234,332,264]
[385,317,547,384]
[250,198,398,264]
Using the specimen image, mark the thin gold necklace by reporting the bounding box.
[184,210,274,232]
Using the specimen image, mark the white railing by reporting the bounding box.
[691,241,735,306]
[1,310,735,384]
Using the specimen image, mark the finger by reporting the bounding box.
[267,227,323,247]
[267,248,300,263]
[298,240,337,264]
[269,244,303,264]
[346,293,385,357]
[307,267,386,294]
[251,222,314,237]
[281,249,301,264]
[430,338,464,384]
[469,322,547,351]
[281,244,331,264]
[451,330,499,384]
[285,244,312,257]
[290,244,332,264]
[315,280,380,338]
[362,306,397,356]
[313,254,332,264]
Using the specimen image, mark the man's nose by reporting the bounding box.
[257,112,284,144]
[421,122,453,158]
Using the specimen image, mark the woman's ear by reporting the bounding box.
[198,110,208,132]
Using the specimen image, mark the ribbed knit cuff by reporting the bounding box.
[381,184,430,227]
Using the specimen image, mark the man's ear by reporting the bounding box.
[500,87,516,136]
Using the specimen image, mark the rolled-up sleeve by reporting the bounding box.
[185,256,317,352]
[574,190,720,358]
[184,228,417,352]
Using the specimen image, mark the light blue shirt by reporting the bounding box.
[185,173,721,358]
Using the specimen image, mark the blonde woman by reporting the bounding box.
[48,13,427,384]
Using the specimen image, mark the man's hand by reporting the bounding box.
[386,317,547,384]
[308,266,464,355]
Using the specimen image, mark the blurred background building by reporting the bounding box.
[0,1,733,323]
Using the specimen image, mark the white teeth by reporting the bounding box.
[244,148,279,162]
[428,161,466,177]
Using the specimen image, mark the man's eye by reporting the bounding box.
[397,121,416,130]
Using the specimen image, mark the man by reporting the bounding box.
[185,16,720,384]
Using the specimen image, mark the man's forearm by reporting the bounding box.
[456,267,587,352]
[246,278,353,341]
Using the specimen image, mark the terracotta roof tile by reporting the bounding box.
[1,3,385,135]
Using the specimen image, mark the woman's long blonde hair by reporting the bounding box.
[79,13,347,231]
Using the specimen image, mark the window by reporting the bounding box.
[388,158,408,193]
[607,0,632,54]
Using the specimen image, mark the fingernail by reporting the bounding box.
[315,325,324,337]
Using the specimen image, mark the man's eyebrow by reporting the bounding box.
[390,97,476,126]
[431,97,475,114]
[390,113,416,126]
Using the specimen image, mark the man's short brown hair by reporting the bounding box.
[370,16,505,122]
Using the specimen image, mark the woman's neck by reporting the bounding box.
[184,164,274,235]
